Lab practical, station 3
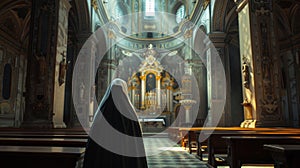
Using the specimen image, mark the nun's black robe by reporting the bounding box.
[83,79,148,168]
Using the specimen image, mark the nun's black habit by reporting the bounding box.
[83,78,148,168]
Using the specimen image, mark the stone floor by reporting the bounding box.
[144,137,274,168]
[144,137,208,168]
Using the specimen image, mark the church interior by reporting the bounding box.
[0,0,300,167]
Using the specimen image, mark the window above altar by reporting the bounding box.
[145,0,155,17]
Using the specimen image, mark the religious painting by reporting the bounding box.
[146,73,156,92]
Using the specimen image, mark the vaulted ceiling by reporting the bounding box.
[0,0,31,48]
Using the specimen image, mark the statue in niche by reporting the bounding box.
[242,61,250,88]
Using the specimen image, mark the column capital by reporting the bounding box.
[208,32,227,48]
[140,75,146,81]
[234,0,249,13]
[166,86,173,90]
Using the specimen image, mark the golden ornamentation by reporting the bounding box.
[108,30,116,39]
[140,75,146,80]
[203,0,210,10]
[156,76,162,80]
[184,29,193,39]
[92,0,98,11]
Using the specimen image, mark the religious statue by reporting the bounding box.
[242,61,250,88]
[59,51,67,86]
[80,82,85,100]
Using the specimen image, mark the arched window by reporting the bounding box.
[115,5,123,18]
[176,5,185,23]
[145,0,155,17]
[2,63,12,100]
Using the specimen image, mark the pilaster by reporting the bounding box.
[23,0,60,128]
[236,0,285,127]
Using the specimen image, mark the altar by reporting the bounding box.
[138,116,167,132]
[126,45,178,132]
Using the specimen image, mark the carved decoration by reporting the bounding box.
[251,0,272,15]
[203,0,210,10]
[35,53,47,83]
[184,28,193,39]
[261,96,278,115]
[108,29,116,39]
[92,0,98,11]
[251,0,281,120]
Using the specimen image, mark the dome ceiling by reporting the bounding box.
[98,0,198,39]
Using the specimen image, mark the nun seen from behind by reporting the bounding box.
[83,78,148,168]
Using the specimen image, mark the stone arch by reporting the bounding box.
[291,4,300,35]
[274,3,293,40]
[193,25,207,54]
[73,0,91,33]
[171,1,185,14]
[212,0,228,32]
[0,1,31,45]
[0,1,30,17]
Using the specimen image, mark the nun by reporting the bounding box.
[83,78,148,168]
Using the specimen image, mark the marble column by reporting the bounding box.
[140,74,146,109]
[166,86,170,112]
[185,106,192,124]
[131,86,136,107]
[156,75,162,107]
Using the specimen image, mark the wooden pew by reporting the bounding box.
[0,137,87,147]
[0,133,88,139]
[0,146,85,168]
[204,131,256,167]
[198,129,300,167]
[180,127,278,155]
[0,128,87,134]
[264,144,300,168]
[0,128,88,167]
[223,136,300,168]
[0,128,88,139]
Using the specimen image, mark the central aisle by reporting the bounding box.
[143,137,208,168]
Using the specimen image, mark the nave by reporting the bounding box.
[144,137,208,168]
[144,136,274,168]
[0,128,297,168]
